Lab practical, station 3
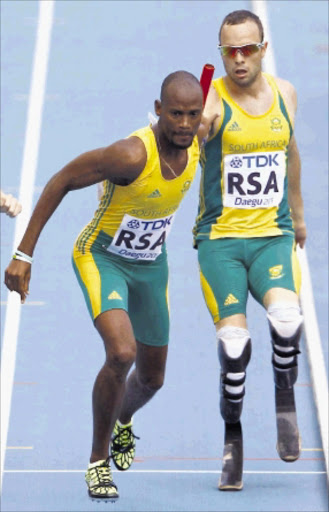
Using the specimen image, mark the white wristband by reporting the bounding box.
[13,250,33,264]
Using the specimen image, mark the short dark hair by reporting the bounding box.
[219,9,264,43]
[160,70,201,102]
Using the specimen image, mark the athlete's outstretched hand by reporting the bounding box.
[294,220,307,248]
[5,260,31,303]
[0,191,22,218]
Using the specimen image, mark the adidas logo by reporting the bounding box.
[147,189,162,198]
[228,121,242,132]
[224,293,239,306]
[108,291,123,300]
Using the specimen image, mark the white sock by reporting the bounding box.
[88,459,106,469]
[117,418,133,428]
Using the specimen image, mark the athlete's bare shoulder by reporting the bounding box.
[273,77,298,120]
[274,77,297,100]
[100,135,147,184]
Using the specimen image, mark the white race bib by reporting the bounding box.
[107,213,175,261]
[223,151,286,209]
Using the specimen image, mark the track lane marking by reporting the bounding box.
[3,469,326,475]
[0,0,55,492]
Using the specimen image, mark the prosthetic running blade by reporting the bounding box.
[219,421,243,491]
[275,386,301,462]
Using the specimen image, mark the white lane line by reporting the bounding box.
[0,301,46,306]
[251,0,277,74]
[251,0,328,481]
[0,0,55,493]
[298,246,329,478]
[3,469,327,475]
[6,447,34,450]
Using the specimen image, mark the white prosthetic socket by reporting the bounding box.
[217,326,252,424]
[267,302,303,389]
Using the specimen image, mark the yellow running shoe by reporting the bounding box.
[85,457,119,502]
[111,420,139,471]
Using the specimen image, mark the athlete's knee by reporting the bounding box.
[106,345,136,377]
[267,302,303,389]
[217,326,252,423]
[137,370,165,394]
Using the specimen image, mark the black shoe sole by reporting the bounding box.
[88,493,119,503]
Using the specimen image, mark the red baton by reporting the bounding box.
[200,63,215,106]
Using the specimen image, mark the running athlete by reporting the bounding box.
[4,71,211,502]
[193,10,306,490]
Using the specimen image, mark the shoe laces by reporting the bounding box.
[112,426,140,453]
[90,457,116,488]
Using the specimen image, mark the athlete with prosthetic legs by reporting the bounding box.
[194,10,306,490]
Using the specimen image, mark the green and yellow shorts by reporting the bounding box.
[72,232,170,346]
[197,235,301,323]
